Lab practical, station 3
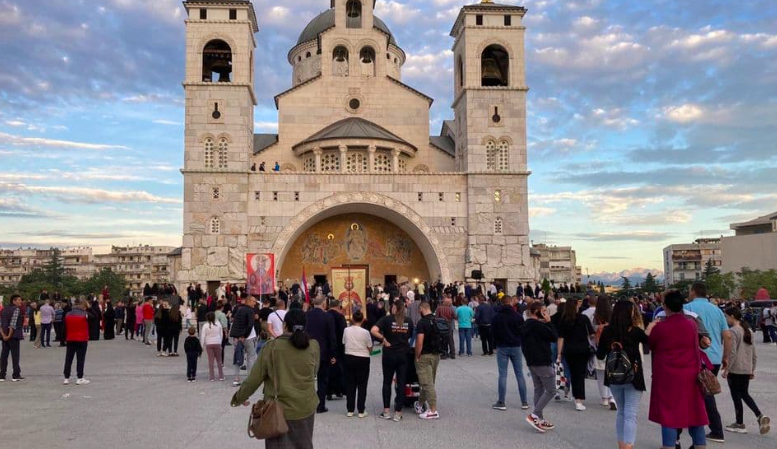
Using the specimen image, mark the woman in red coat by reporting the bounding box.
[647,290,709,449]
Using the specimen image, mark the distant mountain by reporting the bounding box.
[583,268,664,286]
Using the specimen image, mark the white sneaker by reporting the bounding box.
[63,378,70,385]
[575,402,586,411]
[358,412,368,418]
[76,379,90,386]
[346,412,354,418]
[419,410,440,420]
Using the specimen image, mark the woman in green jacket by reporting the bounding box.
[232,308,320,448]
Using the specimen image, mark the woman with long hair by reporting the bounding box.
[201,311,224,381]
[556,298,594,411]
[723,307,770,435]
[592,297,614,409]
[103,301,116,340]
[371,299,414,421]
[597,300,649,449]
[168,303,183,356]
[232,308,320,449]
[155,301,170,357]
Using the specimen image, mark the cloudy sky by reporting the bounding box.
[0,0,775,274]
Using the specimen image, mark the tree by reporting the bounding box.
[541,278,551,296]
[706,272,736,299]
[703,259,720,280]
[620,276,633,294]
[642,272,660,293]
[737,268,777,299]
[78,269,127,300]
[43,248,67,289]
[670,279,695,295]
[599,282,605,295]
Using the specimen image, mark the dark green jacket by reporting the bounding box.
[231,336,320,420]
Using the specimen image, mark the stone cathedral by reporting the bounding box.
[176,0,535,294]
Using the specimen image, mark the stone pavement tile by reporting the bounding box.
[0,337,776,449]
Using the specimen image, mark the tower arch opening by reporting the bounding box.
[202,39,233,82]
[359,46,376,77]
[333,46,349,76]
[346,0,362,29]
[481,44,509,87]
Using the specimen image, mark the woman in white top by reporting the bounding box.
[342,311,373,417]
[200,312,224,381]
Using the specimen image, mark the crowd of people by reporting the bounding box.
[2,280,775,449]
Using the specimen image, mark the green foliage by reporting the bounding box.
[737,268,777,299]
[620,276,633,294]
[541,278,551,295]
[0,266,127,303]
[598,281,605,295]
[642,272,660,293]
[703,259,720,279]
[670,279,695,295]
[706,272,737,299]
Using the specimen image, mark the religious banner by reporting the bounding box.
[247,253,275,296]
[331,267,367,321]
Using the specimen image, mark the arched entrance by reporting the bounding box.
[271,193,451,285]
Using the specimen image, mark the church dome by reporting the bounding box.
[296,8,398,46]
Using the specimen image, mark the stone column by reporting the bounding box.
[313,147,322,173]
[339,144,348,173]
[391,148,401,173]
[368,145,377,173]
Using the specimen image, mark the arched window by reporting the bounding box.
[305,51,311,58]
[360,46,376,77]
[217,138,228,169]
[485,139,497,171]
[209,217,220,234]
[332,46,349,77]
[497,140,509,171]
[494,217,503,235]
[346,0,362,28]
[204,138,215,168]
[202,39,232,82]
[481,44,509,87]
[345,152,368,173]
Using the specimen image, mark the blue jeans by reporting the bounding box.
[768,325,777,344]
[610,384,642,444]
[662,426,705,447]
[458,328,472,355]
[497,346,528,404]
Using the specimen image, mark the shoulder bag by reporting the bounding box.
[247,344,289,439]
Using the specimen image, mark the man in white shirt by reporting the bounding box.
[268,299,288,339]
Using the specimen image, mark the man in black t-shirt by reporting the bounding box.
[414,302,440,420]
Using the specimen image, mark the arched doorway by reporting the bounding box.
[271,193,450,286]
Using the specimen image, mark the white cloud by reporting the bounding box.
[0,132,129,150]
[152,119,182,126]
[663,104,704,123]
[254,121,279,132]
[375,1,422,25]
[0,182,181,204]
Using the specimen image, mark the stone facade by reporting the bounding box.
[177,0,534,293]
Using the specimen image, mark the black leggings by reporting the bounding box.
[565,352,589,400]
[728,373,761,424]
[381,351,408,411]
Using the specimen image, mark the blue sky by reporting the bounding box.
[0,0,775,274]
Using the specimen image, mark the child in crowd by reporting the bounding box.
[184,326,202,382]
[184,305,193,329]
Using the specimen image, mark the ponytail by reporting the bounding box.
[284,309,310,350]
[725,306,752,345]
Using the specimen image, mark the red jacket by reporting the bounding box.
[65,309,89,342]
[143,303,154,320]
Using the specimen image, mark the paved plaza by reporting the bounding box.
[1,336,776,449]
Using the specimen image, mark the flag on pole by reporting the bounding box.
[302,266,310,304]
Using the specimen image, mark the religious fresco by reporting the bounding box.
[279,213,430,284]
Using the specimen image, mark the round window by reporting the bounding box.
[349,98,361,110]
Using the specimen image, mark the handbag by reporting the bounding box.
[697,357,721,396]
[247,345,289,440]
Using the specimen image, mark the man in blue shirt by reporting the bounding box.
[684,282,731,443]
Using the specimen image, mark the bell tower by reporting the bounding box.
[450,1,534,292]
[182,0,258,171]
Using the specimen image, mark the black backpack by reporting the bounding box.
[604,342,636,385]
[426,317,450,354]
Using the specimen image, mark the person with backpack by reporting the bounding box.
[414,301,441,420]
[722,307,770,435]
[596,300,649,449]
[521,301,558,433]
